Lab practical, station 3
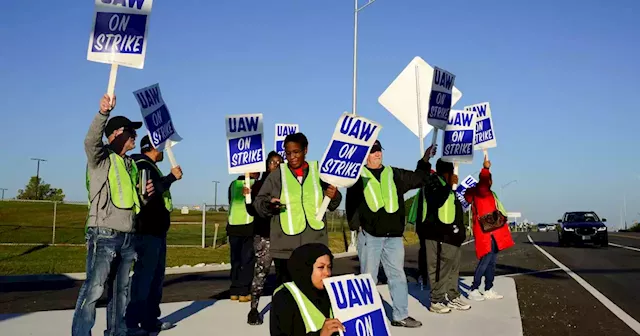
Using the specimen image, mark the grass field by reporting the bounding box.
[0,201,423,276]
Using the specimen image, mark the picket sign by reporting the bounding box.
[225,114,266,203]
[88,0,154,96]
[378,57,462,157]
[133,83,182,168]
[441,110,476,164]
[455,175,478,211]
[316,113,382,221]
[323,274,391,336]
[464,102,497,161]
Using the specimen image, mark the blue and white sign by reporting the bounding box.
[274,123,299,160]
[324,274,391,336]
[134,83,181,152]
[455,175,478,211]
[464,102,498,150]
[87,0,153,69]
[442,110,477,164]
[225,114,266,174]
[427,67,456,130]
[319,113,382,188]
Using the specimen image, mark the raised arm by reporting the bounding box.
[254,168,281,218]
[85,94,114,167]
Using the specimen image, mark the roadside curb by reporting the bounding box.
[0,251,358,284]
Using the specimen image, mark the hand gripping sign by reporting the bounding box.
[87,0,154,96]
[274,124,299,161]
[225,114,266,203]
[455,175,478,211]
[133,84,182,167]
[441,110,477,164]
[464,102,497,160]
[315,113,382,221]
[323,274,391,336]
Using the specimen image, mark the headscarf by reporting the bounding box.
[287,243,334,318]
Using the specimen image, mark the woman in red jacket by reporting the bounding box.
[464,158,514,301]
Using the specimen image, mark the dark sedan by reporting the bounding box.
[557,211,608,247]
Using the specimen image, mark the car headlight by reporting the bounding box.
[597,226,607,231]
[564,227,574,231]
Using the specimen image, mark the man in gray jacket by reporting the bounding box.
[254,132,341,286]
[72,94,155,336]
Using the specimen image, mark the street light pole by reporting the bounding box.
[352,0,376,116]
[212,180,220,212]
[0,188,7,200]
[30,158,47,199]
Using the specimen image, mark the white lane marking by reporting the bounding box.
[528,234,640,334]
[610,243,640,252]
[498,267,562,278]
[462,239,475,246]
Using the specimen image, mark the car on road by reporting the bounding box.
[557,211,608,247]
[538,224,548,232]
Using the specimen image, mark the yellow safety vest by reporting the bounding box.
[279,162,325,236]
[135,158,173,212]
[361,166,399,213]
[228,179,255,225]
[274,282,332,333]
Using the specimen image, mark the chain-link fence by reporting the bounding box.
[0,200,353,248]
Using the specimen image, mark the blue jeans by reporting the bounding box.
[358,230,408,321]
[125,234,167,330]
[471,236,498,291]
[72,227,137,336]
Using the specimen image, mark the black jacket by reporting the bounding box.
[346,159,431,237]
[417,174,466,246]
[226,176,256,237]
[131,154,177,237]
[270,288,336,336]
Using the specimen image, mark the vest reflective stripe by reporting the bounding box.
[279,161,325,236]
[228,179,254,225]
[493,192,507,216]
[361,166,399,213]
[108,153,141,214]
[274,282,332,333]
[135,159,174,212]
[416,177,455,224]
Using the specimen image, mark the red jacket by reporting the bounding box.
[464,168,515,259]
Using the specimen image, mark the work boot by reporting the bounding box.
[247,308,263,325]
[239,295,252,303]
[230,295,239,301]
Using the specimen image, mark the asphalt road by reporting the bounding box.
[1,232,639,336]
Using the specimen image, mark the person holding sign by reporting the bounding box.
[247,151,283,325]
[463,158,514,301]
[254,133,342,287]
[270,243,344,336]
[73,94,155,336]
[227,172,261,302]
[415,159,469,314]
[345,140,435,328]
[125,136,182,334]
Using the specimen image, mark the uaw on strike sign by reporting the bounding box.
[324,274,391,336]
[134,83,182,151]
[225,114,266,174]
[87,0,153,69]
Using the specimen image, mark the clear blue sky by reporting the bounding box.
[1,0,638,228]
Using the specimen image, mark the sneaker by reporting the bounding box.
[239,295,252,303]
[247,308,263,325]
[447,297,471,311]
[483,289,504,300]
[141,321,175,332]
[429,302,451,314]
[391,317,422,328]
[468,289,485,302]
[230,295,239,301]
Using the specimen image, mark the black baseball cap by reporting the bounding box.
[140,135,153,150]
[370,140,383,153]
[104,116,143,137]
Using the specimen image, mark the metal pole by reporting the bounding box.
[624,195,627,230]
[52,202,57,245]
[212,181,220,211]
[31,158,47,199]
[0,188,7,200]
[351,0,359,115]
[415,65,424,155]
[202,202,206,248]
